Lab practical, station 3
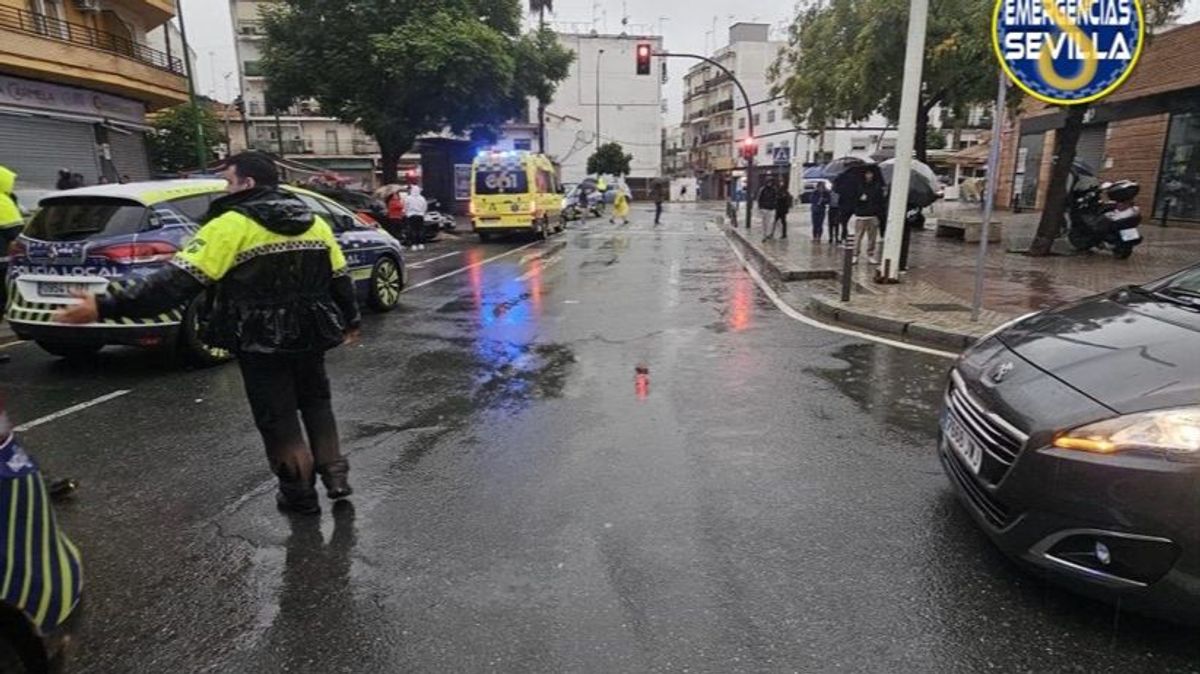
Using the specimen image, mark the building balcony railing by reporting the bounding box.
[0,6,184,75]
[701,130,732,145]
[237,20,264,37]
[249,138,380,156]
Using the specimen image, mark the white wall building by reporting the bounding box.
[535,32,664,184]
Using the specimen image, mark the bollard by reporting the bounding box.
[841,232,856,302]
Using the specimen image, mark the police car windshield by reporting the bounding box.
[475,169,528,195]
[26,197,150,242]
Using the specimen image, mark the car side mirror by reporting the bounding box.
[335,214,356,230]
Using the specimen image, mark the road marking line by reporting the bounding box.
[0,341,27,350]
[14,390,132,432]
[402,240,542,293]
[726,239,958,359]
[516,253,563,282]
[408,251,461,269]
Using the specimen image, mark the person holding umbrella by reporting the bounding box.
[811,181,830,241]
[852,166,886,264]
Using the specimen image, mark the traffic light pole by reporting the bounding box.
[653,52,754,230]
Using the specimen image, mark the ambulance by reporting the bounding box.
[469,151,565,241]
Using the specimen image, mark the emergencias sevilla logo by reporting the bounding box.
[993,0,1144,105]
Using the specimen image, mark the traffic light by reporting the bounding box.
[636,43,652,75]
[740,137,757,160]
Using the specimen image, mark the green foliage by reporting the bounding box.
[260,0,574,181]
[927,127,947,150]
[771,0,995,159]
[147,104,226,173]
[586,143,632,176]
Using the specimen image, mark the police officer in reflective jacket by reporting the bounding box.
[55,153,360,515]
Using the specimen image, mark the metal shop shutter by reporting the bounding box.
[107,129,151,182]
[0,114,99,188]
[1076,124,1107,175]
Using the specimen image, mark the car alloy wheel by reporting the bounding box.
[369,256,402,311]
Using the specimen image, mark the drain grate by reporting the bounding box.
[910,302,971,312]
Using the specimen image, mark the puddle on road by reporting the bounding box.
[806,342,948,439]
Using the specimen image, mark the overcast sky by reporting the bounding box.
[183,0,1200,120]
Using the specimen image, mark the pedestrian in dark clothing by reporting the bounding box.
[757,177,780,240]
[811,182,830,241]
[852,168,887,264]
[766,183,793,239]
[651,179,667,225]
[827,191,841,244]
[54,152,361,515]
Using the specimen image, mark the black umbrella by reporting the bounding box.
[879,158,939,208]
[821,156,869,181]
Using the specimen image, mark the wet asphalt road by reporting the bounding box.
[4,203,1200,672]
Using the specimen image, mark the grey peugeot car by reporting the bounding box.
[940,264,1200,623]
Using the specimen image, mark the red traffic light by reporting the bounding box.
[636,43,652,75]
[740,137,757,159]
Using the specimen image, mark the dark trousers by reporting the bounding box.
[654,200,663,224]
[811,206,826,240]
[773,212,789,238]
[404,215,425,245]
[238,352,347,506]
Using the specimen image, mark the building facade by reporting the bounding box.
[996,21,1200,224]
[538,31,664,184]
[229,0,379,186]
[0,0,189,187]
[661,124,686,177]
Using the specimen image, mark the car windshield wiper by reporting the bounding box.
[1146,285,1200,309]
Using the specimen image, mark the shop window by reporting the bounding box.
[1156,112,1200,221]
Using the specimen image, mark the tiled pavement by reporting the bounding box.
[721,201,1200,346]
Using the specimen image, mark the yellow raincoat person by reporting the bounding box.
[610,181,630,225]
[0,166,24,263]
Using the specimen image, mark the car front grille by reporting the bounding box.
[941,441,1013,528]
[947,370,1028,471]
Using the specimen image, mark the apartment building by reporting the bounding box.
[229,0,379,185]
[0,0,190,186]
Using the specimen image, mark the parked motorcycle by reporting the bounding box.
[425,200,456,232]
[1064,178,1143,260]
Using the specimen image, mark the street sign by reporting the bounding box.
[772,146,791,166]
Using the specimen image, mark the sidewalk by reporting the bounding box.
[724,201,1200,349]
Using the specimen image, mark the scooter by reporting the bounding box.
[1064,179,1143,260]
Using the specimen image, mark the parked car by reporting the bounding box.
[6,180,405,364]
[306,185,388,228]
[941,264,1200,623]
[0,401,82,672]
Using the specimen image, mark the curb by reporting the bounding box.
[725,226,978,351]
[726,226,838,282]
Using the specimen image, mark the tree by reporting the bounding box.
[260,1,574,183]
[587,143,632,176]
[147,103,226,173]
[770,0,994,162]
[927,127,947,151]
[1029,0,1184,255]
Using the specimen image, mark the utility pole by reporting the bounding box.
[537,2,548,154]
[175,0,207,171]
[595,48,605,148]
[877,0,930,282]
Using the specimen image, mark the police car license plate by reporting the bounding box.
[38,281,88,298]
[1119,227,1140,242]
[942,413,983,474]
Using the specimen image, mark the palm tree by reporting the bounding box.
[530,0,553,18]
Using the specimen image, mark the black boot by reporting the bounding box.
[276,478,320,515]
[319,462,353,500]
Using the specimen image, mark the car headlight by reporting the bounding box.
[1054,407,1200,455]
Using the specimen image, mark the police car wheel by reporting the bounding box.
[35,341,101,361]
[368,256,403,312]
[179,298,232,368]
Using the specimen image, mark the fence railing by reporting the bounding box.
[0,6,184,76]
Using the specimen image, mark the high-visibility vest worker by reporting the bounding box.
[0,166,22,232]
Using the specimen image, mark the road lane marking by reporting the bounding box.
[14,390,132,432]
[725,239,959,360]
[516,253,563,282]
[407,251,461,269]
[0,340,27,350]
[402,240,542,293]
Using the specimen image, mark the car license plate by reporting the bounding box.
[943,413,983,474]
[1119,227,1140,242]
[38,281,87,298]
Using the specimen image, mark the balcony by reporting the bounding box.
[701,130,732,146]
[238,20,264,39]
[249,138,380,157]
[0,6,187,108]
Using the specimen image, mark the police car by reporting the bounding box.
[5,180,405,364]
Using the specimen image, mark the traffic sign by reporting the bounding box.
[772,146,791,166]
